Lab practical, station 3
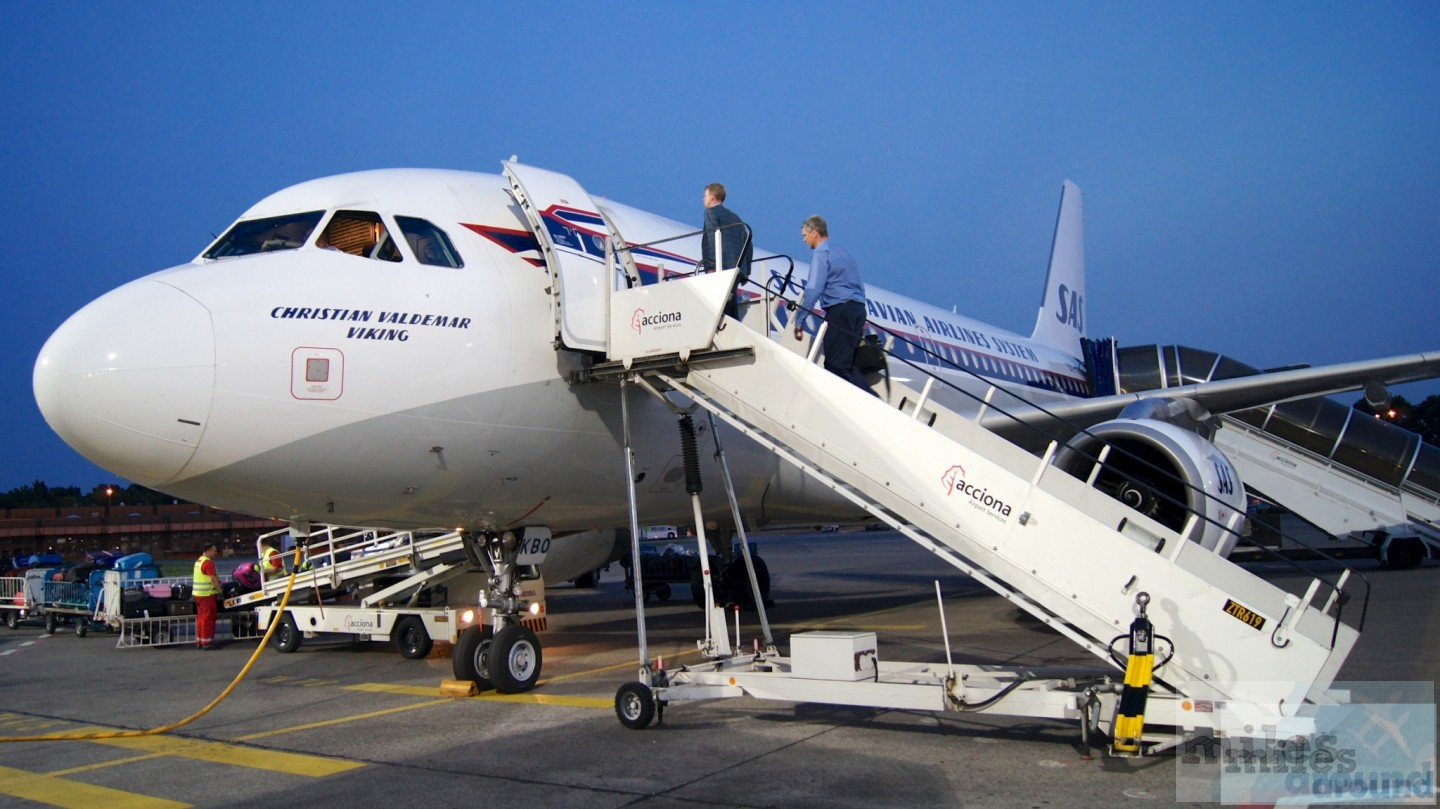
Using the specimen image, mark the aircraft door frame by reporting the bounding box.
[502,161,616,353]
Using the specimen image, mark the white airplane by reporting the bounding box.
[32,160,1440,580]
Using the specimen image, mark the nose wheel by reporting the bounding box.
[490,624,542,693]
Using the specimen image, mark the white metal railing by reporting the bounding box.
[115,612,261,648]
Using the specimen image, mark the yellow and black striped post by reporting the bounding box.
[1112,592,1154,755]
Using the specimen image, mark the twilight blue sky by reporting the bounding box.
[2,2,1437,492]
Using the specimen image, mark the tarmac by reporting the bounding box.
[0,528,1435,808]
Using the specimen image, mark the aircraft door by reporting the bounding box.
[503,161,617,353]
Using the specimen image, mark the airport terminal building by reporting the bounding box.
[0,503,284,565]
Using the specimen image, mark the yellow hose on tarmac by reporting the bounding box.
[0,557,301,743]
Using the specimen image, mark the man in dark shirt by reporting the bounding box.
[701,183,753,321]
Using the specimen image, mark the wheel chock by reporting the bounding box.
[439,678,479,698]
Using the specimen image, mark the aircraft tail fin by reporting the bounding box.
[1029,180,1086,357]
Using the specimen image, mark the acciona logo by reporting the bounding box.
[1269,450,1299,470]
[342,614,378,632]
[631,307,683,334]
[940,464,1012,522]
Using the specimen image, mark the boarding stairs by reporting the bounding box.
[1213,416,1440,561]
[666,319,1356,708]
[581,264,1362,743]
[502,159,1361,743]
[224,525,476,611]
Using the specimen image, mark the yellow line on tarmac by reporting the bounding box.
[90,735,363,777]
[233,698,452,742]
[343,683,610,708]
[342,683,441,697]
[47,753,164,776]
[477,693,611,708]
[7,721,362,777]
[539,648,704,683]
[0,764,188,809]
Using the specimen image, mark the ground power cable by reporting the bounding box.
[0,554,302,743]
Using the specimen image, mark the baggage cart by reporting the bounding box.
[621,542,700,603]
[621,540,768,606]
[115,610,262,648]
[40,579,95,636]
[0,576,26,629]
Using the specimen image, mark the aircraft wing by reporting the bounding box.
[978,350,1440,443]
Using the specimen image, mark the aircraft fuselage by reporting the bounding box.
[33,168,1085,533]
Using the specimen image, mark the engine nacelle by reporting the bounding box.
[1052,417,1246,556]
[542,528,631,584]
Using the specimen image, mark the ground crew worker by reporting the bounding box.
[193,543,220,650]
[260,537,285,581]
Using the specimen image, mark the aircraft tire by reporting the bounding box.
[1380,537,1425,570]
[489,624,542,693]
[727,556,770,607]
[392,615,432,659]
[453,625,494,689]
[615,681,656,730]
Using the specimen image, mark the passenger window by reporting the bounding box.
[318,211,401,262]
[396,216,464,268]
[203,211,324,259]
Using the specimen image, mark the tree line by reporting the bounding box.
[0,481,182,510]
[1353,394,1440,446]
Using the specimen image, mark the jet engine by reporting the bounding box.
[1052,399,1246,556]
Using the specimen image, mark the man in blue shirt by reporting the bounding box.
[701,183,753,320]
[792,215,870,390]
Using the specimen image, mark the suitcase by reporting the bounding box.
[165,600,195,616]
[232,562,260,591]
[120,589,166,619]
[114,553,154,571]
[85,550,121,567]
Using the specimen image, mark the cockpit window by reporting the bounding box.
[203,211,324,259]
[396,216,464,268]
[318,210,401,262]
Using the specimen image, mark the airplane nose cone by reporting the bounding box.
[34,280,215,486]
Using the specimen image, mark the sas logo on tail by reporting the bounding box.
[1054,283,1084,333]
